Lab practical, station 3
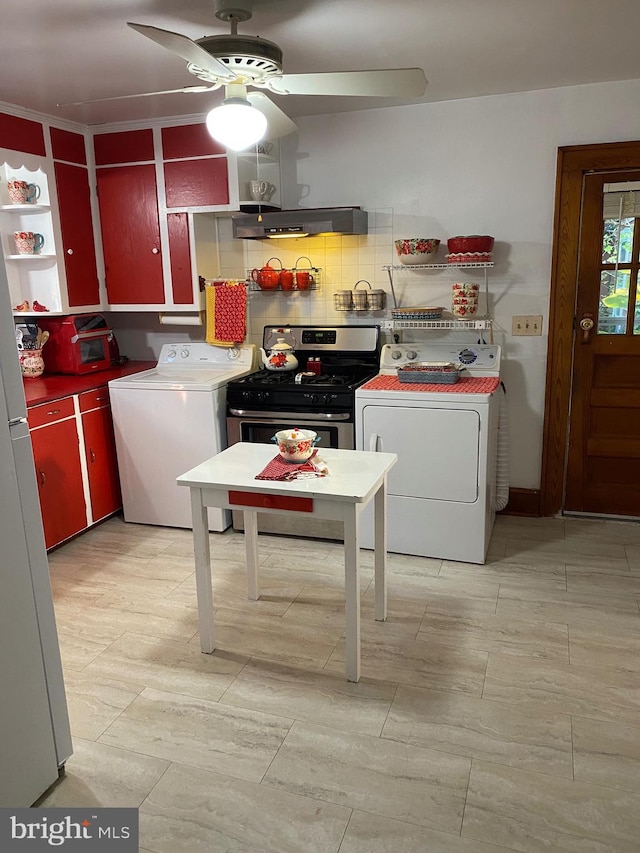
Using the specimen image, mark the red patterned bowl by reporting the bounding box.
[395,238,440,265]
[447,235,494,254]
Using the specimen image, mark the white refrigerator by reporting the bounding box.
[0,258,72,806]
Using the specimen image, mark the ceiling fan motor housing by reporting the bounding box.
[214,0,253,23]
[190,34,283,83]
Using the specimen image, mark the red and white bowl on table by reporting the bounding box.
[273,428,319,463]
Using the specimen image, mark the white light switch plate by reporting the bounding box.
[512,315,543,335]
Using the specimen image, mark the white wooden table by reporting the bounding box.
[177,443,397,682]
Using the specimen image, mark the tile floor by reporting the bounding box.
[41,513,640,852]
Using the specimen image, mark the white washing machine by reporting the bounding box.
[355,343,503,564]
[109,342,256,531]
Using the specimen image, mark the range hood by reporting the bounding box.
[232,207,368,240]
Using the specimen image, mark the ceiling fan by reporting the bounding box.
[62,0,427,145]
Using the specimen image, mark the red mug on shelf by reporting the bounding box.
[279,269,294,291]
[294,256,315,291]
[250,257,282,290]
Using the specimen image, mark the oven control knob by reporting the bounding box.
[391,350,402,360]
[241,391,253,401]
[181,348,190,358]
[305,393,318,404]
[257,391,269,403]
[167,349,177,361]
[322,394,334,405]
[405,350,418,360]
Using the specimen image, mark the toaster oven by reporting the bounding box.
[38,314,115,375]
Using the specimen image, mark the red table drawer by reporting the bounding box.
[228,490,314,513]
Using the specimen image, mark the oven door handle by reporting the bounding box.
[70,329,111,343]
[228,409,351,421]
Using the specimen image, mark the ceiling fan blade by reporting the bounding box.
[267,68,427,98]
[246,92,297,139]
[57,85,218,108]
[127,22,237,81]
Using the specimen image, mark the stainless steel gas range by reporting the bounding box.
[226,324,381,539]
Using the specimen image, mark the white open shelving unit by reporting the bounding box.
[382,261,494,336]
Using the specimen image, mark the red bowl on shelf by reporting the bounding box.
[447,235,495,254]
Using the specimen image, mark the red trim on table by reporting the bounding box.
[228,491,314,513]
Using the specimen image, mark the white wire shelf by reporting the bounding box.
[390,318,492,330]
[382,262,494,270]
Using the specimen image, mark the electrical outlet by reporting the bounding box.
[512,315,543,336]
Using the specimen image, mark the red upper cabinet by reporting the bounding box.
[50,128,87,165]
[0,111,45,156]
[54,162,100,307]
[161,124,225,159]
[164,159,230,208]
[162,123,229,208]
[96,163,164,304]
[94,129,155,165]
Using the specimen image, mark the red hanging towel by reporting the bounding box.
[205,281,247,346]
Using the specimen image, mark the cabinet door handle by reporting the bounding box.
[151,247,159,254]
[66,248,74,255]
[39,469,46,486]
[46,408,61,416]
[89,449,96,464]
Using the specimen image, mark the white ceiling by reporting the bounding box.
[3,0,640,129]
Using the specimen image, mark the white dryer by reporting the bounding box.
[109,342,255,532]
[355,343,503,564]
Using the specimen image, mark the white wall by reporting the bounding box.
[230,78,640,490]
[113,78,640,492]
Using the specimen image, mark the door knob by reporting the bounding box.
[579,314,595,343]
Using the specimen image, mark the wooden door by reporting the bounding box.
[564,171,640,515]
[54,161,100,307]
[96,164,164,304]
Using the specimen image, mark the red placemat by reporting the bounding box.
[256,450,327,481]
[360,375,501,393]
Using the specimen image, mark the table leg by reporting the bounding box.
[244,510,260,600]
[190,487,215,653]
[374,477,388,622]
[343,503,361,682]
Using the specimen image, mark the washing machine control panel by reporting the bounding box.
[155,342,255,369]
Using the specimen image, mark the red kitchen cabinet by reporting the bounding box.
[0,111,46,156]
[29,402,87,550]
[79,388,121,522]
[54,161,100,307]
[164,158,229,208]
[96,163,164,304]
[94,129,155,165]
[167,213,193,304]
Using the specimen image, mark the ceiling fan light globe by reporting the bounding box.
[206,99,267,150]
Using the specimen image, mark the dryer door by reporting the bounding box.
[362,404,480,502]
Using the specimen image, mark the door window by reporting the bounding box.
[599,185,640,335]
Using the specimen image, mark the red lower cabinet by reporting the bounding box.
[79,390,121,522]
[30,416,87,550]
[28,387,122,549]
